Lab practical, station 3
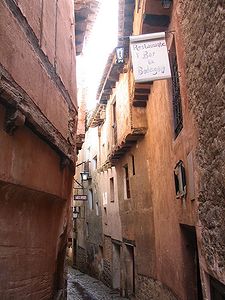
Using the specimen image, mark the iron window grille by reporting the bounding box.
[170,46,183,138]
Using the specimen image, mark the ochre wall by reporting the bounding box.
[0,105,72,199]
[0,103,73,297]
[0,183,64,299]
[113,1,199,299]
[0,0,77,138]
[0,0,76,297]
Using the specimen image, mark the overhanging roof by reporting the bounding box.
[75,0,100,55]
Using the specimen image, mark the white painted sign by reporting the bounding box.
[130,32,171,82]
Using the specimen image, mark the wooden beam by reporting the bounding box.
[134,88,151,94]
[133,101,147,107]
[134,94,149,101]
[143,14,170,27]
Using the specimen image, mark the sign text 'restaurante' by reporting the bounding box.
[130,33,171,83]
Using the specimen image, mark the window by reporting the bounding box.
[174,160,186,198]
[79,206,85,219]
[124,164,131,199]
[93,155,97,170]
[104,207,107,225]
[112,100,117,145]
[84,161,89,173]
[86,222,89,237]
[110,177,115,202]
[96,202,99,216]
[88,189,94,209]
[131,155,135,176]
[169,40,183,138]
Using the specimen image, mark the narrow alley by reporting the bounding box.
[0,0,224,299]
[67,267,127,300]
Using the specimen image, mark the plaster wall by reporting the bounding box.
[99,167,122,242]
[114,74,131,143]
[0,183,65,299]
[75,127,103,277]
[0,0,77,139]
[0,0,77,297]
[106,1,199,299]
[0,105,72,199]
[0,105,73,297]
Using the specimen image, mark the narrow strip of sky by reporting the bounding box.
[78,0,118,110]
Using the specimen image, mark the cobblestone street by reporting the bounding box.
[67,266,127,300]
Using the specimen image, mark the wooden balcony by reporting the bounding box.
[87,104,106,128]
[108,127,147,164]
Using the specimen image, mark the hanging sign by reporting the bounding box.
[130,32,171,82]
[74,195,87,201]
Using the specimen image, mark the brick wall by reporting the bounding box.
[179,0,225,282]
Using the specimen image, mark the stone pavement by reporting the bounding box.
[67,266,127,300]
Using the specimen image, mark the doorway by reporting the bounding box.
[112,242,121,290]
[125,244,135,297]
[180,225,203,300]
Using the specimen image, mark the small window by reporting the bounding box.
[99,245,103,257]
[104,207,107,225]
[131,155,135,176]
[88,189,94,209]
[79,206,85,219]
[124,164,131,199]
[174,161,186,198]
[110,177,115,202]
[96,202,99,216]
[93,155,97,170]
[84,161,89,172]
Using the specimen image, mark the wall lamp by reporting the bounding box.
[80,171,89,181]
[116,47,125,64]
[74,161,90,188]
[161,0,172,9]
[73,206,80,220]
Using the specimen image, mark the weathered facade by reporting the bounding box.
[74,0,225,299]
[0,0,79,298]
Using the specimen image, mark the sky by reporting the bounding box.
[77,0,118,110]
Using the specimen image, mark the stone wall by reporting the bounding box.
[76,246,88,274]
[179,0,225,283]
[102,235,112,287]
[136,274,178,300]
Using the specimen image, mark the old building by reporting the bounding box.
[0,0,92,298]
[74,0,225,299]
